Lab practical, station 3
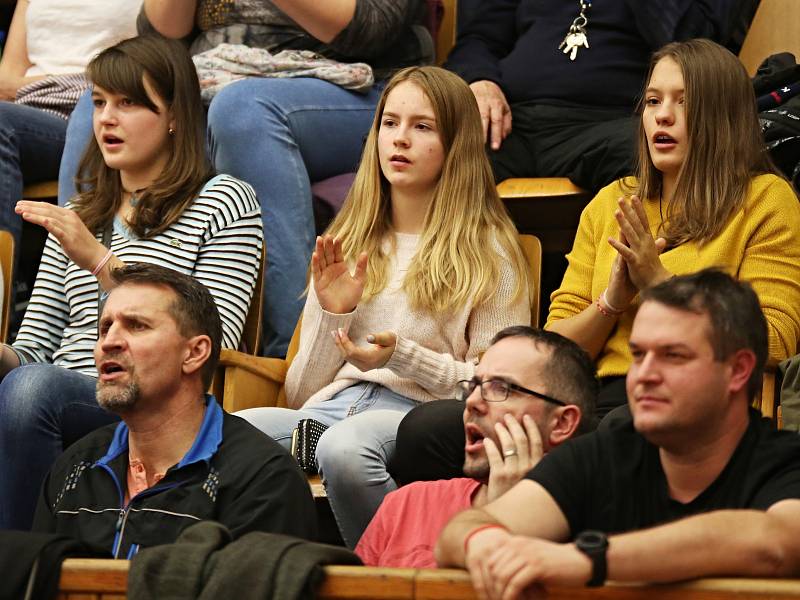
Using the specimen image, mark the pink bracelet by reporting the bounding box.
[91,249,114,276]
[597,289,626,317]
[463,524,508,556]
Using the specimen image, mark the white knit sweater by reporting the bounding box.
[285,232,530,409]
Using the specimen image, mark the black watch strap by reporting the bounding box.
[575,530,608,587]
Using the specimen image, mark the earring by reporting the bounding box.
[168,127,175,135]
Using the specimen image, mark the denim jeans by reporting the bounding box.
[59,79,382,356]
[236,382,417,548]
[58,90,93,204]
[0,102,67,247]
[0,364,118,530]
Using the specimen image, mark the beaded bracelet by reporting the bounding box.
[463,524,508,556]
[91,249,114,276]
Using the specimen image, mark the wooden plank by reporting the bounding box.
[317,566,416,599]
[309,473,327,498]
[414,569,478,599]
[60,559,129,593]
[60,559,800,600]
[22,180,59,200]
[497,178,587,199]
[415,570,800,600]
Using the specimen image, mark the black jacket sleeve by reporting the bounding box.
[444,0,520,85]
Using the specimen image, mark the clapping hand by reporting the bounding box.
[485,414,544,502]
[311,234,367,314]
[16,201,107,272]
[332,328,396,371]
[607,195,670,295]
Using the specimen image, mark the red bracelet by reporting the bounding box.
[463,524,508,556]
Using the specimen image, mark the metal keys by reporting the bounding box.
[559,26,589,61]
[558,0,591,60]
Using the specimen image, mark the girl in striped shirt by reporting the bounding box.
[0,34,262,530]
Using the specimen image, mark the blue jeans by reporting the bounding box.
[58,91,93,204]
[236,382,417,548]
[0,102,67,247]
[59,79,382,356]
[0,364,118,530]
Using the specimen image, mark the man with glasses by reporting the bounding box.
[355,326,597,567]
[436,271,800,597]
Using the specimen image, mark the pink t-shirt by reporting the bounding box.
[356,478,481,568]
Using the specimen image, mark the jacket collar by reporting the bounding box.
[96,395,224,469]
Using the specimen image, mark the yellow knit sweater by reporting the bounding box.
[546,174,800,378]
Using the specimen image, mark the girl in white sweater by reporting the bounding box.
[239,66,530,547]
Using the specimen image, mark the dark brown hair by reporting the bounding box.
[73,34,214,237]
[641,269,768,400]
[109,263,222,389]
[492,326,599,433]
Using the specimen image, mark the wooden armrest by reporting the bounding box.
[214,349,288,412]
[218,349,288,381]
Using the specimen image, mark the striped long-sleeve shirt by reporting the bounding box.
[13,174,263,376]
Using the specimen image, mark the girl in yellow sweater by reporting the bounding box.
[547,39,800,415]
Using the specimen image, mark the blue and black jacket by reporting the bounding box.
[32,396,317,557]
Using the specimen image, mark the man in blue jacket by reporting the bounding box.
[32,263,316,557]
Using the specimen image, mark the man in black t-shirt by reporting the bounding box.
[436,270,800,596]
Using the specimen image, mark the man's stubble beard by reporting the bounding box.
[462,455,490,481]
[96,379,141,414]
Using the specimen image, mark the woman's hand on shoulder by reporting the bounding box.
[312,234,367,314]
[608,195,670,293]
[16,201,107,272]
[332,329,396,371]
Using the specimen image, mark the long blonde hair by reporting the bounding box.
[327,66,529,313]
[628,39,777,246]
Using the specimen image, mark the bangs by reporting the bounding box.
[88,50,159,113]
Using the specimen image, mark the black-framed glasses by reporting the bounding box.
[456,377,566,406]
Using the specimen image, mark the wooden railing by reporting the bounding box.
[59,559,800,600]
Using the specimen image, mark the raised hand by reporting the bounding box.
[311,234,367,314]
[469,80,512,150]
[16,201,107,272]
[332,328,396,371]
[607,195,670,292]
[485,414,544,502]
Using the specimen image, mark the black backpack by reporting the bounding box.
[754,53,800,192]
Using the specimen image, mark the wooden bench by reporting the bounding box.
[59,558,800,600]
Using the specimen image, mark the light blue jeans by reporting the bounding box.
[236,382,417,548]
[58,90,92,204]
[59,78,382,356]
[0,102,67,248]
[0,364,118,530]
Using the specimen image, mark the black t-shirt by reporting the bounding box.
[527,409,800,536]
